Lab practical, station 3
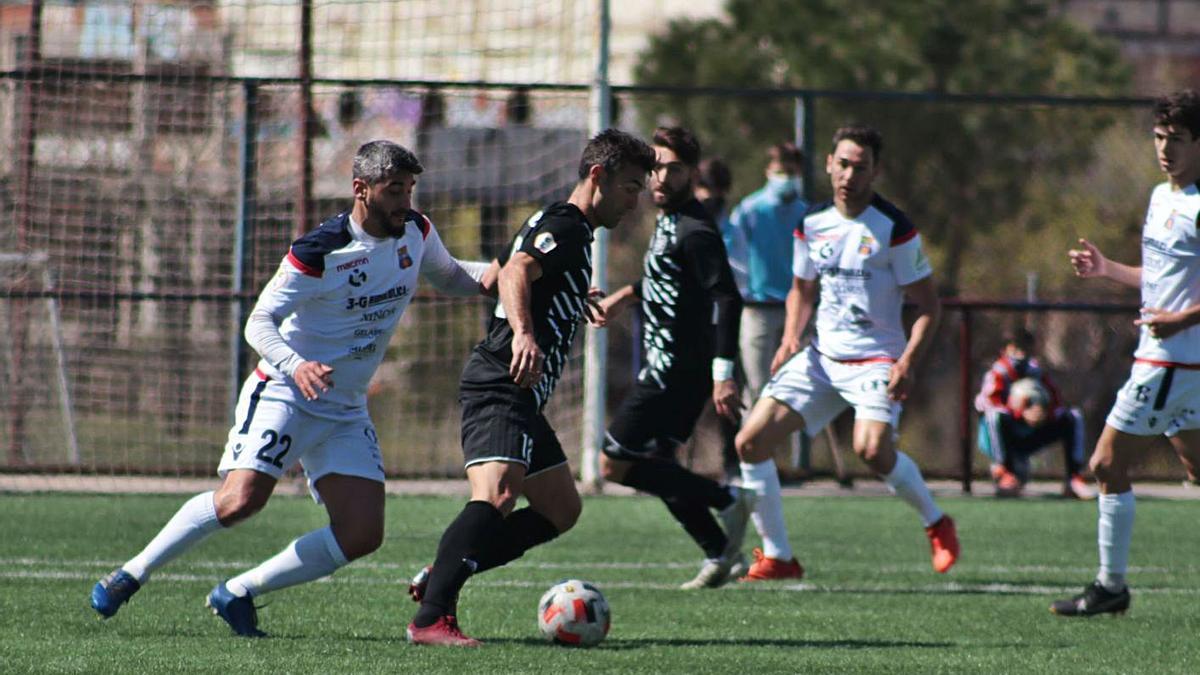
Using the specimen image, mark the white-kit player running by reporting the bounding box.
[90,140,495,636]
[1055,89,1200,616]
[734,124,959,580]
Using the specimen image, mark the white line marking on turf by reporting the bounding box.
[0,557,1182,575]
[6,568,1197,597]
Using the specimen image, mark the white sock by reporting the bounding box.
[883,452,943,527]
[123,491,221,584]
[225,526,349,598]
[739,459,793,560]
[1097,491,1135,592]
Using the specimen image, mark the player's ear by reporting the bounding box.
[352,177,369,201]
[587,163,606,184]
[825,154,834,174]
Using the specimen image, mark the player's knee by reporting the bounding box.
[546,495,582,533]
[734,428,761,461]
[213,483,270,526]
[487,488,520,515]
[853,439,881,463]
[598,450,629,483]
[336,523,384,561]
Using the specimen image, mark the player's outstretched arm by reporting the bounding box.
[890,276,941,402]
[595,284,638,324]
[418,224,495,296]
[1068,238,1141,288]
[771,277,816,374]
[498,252,544,388]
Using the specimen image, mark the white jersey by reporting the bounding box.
[793,195,932,361]
[246,210,485,418]
[1135,181,1200,366]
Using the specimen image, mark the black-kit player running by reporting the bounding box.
[406,129,656,647]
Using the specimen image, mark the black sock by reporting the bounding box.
[661,497,728,559]
[472,507,561,574]
[718,415,740,476]
[413,500,503,628]
[621,460,734,510]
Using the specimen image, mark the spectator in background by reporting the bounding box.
[976,326,1094,500]
[696,157,733,226]
[696,156,740,477]
[720,144,807,480]
[722,143,807,414]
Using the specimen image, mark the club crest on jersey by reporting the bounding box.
[858,235,876,255]
[534,231,557,254]
[1165,210,1176,230]
[398,245,413,269]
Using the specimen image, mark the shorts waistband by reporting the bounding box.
[818,351,896,365]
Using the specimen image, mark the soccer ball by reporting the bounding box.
[1008,377,1049,409]
[537,579,610,647]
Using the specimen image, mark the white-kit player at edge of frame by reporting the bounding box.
[90,140,498,637]
[1055,89,1200,617]
[733,123,960,582]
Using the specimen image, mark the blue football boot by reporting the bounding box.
[91,569,141,618]
[206,582,267,637]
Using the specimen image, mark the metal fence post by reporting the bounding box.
[7,0,43,466]
[230,82,259,419]
[959,307,973,493]
[794,93,816,201]
[581,0,611,490]
[298,0,314,236]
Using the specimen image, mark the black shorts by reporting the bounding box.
[604,372,711,460]
[459,369,567,478]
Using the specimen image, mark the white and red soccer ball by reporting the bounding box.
[537,579,610,647]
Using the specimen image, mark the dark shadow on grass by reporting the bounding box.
[482,636,956,649]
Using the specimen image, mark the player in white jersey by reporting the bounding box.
[1053,90,1200,616]
[90,141,494,636]
[733,124,959,581]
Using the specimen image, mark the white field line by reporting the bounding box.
[4,560,1197,596]
[4,568,1199,596]
[0,556,1182,576]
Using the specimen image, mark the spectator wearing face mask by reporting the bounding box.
[722,143,807,413]
[975,326,1094,500]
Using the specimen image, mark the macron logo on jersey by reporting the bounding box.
[336,257,370,272]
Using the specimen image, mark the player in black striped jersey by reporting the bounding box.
[594,126,754,590]
[407,129,656,647]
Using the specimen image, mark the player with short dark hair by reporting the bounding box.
[594,126,753,589]
[90,140,493,636]
[1055,89,1200,616]
[734,123,959,581]
[406,128,655,647]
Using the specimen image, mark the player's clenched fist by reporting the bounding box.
[293,361,334,401]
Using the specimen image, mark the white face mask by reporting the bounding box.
[766,173,801,197]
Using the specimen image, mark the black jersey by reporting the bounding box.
[637,198,741,388]
[466,202,595,409]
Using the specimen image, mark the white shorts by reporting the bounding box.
[1105,361,1200,437]
[762,346,901,437]
[218,374,385,502]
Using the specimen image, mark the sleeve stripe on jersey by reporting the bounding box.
[286,250,322,277]
[418,212,432,240]
[890,228,918,246]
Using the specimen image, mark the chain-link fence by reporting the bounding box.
[1,1,1188,485]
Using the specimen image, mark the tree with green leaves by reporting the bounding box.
[634,0,1132,293]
